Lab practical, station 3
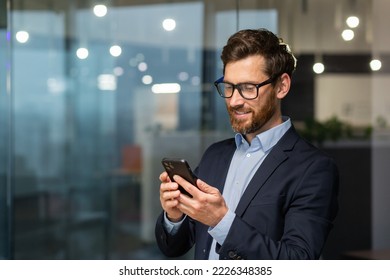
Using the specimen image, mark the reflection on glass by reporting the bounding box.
[162,18,176,31]
[98,74,117,91]
[93,5,108,17]
[15,30,29,43]
[142,75,153,85]
[151,83,181,94]
[10,1,205,260]
[109,45,122,57]
[4,0,390,261]
[76,47,89,59]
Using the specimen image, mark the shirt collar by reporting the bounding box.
[234,117,292,152]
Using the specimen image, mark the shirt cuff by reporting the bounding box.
[208,209,235,245]
[163,212,186,235]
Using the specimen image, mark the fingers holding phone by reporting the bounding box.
[171,174,199,198]
[172,176,227,227]
[159,159,227,226]
[159,171,184,222]
[161,158,198,197]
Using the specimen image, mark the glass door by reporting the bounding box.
[0,0,12,260]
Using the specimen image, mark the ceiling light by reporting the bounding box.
[152,83,181,94]
[142,75,153,85]
[162,18,176,31]
[370,59,382,71]
[346,16,360,28]
[93,5,107,17]
[313,62,325,74]
[76,48,89,59]
[113,67,124,76]
[15,30,29,43]
[98,74,117,91]
[138,62,148,72]
[109,45,122,57]
[178,72,189,81]
[341,29,354,41]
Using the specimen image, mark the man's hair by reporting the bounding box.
[221,28,297,80]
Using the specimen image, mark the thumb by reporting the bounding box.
[196,179,217,194]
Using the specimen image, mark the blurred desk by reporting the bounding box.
[343,249,390,260]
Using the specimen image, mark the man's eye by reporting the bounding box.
[242,84,256,91]
[224,84,234,90]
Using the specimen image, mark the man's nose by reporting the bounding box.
[229,87,245,106]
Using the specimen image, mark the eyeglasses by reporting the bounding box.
[214,75,278,100]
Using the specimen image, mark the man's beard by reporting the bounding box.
[227,95,276,135]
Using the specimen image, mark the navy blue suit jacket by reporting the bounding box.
[155,126,339,259]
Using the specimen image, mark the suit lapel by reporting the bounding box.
[234,127,299,217]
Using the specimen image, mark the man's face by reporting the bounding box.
[224,55,280,138]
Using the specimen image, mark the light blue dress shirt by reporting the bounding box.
[164,117,292,259]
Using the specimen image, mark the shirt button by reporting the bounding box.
[246,153,251,157]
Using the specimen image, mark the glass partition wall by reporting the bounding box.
[1,0,389,259]
[0,0,11,260]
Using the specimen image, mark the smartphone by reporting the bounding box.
[161,158,198,197]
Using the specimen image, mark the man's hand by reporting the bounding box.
[173,175,228,227]
[159,172,185,222]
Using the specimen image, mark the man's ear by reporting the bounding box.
[276,73,291,99]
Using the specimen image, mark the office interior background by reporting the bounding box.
[1,0,390,259]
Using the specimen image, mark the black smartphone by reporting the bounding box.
[161,158,198,197]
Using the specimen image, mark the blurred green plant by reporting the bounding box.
[298,116,372,145]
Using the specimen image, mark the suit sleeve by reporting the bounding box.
[155,211,196,258]
[217,156,339,260]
